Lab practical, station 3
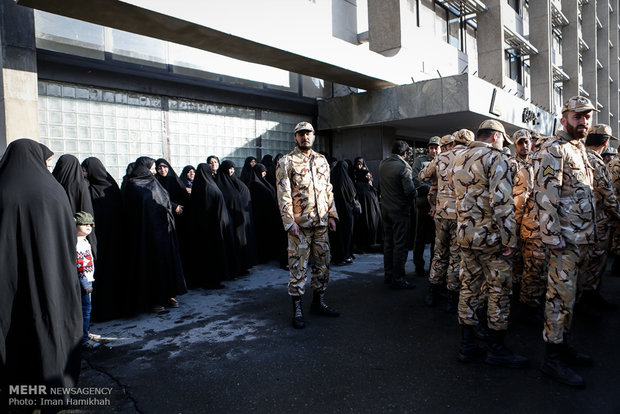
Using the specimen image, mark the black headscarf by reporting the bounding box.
[180,165,195,189]
[266,153,283,188]
[216,160,258,273]
[0,139,82,395]
[354,168,382,251]
[329,160,357,263]
[248,163,287,265]
[260,154,273,171]
[122,157,187,313]
[239,156,257,185]
[81,157,127,321]
[352,157,369,181]
[185,164,238,287]
[52,153,98,257]
[155,158,189,209]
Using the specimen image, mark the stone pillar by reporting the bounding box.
[561,0,580,98]
[0,0,38,152]
[581,0,597,110]
[529,0,553,111]
[476,0,505,87]
[597,0,610,125]
[611,1,619,136]
[367,0,414,56]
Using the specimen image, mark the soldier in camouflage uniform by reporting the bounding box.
[513,133,547,324]
[419,131,473,311]
[451,119,528,368]
[579,125,620,315]
[602,145,617,165]
[276,122,339,329]
[535,96,597,388]
[606,145,620,276]
[412,136,440,277]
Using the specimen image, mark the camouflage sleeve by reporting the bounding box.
[418,158,437,183]
[412,157,429,190]
[595,163,620,222]
[513,166,530,234]
[428,182,437,209]
[609,160,620,199]
[275,156,295,231]
[489,154,517,248]
[535,144,563,246]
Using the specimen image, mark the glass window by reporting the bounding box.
[108,29,167,68]
[507,0,520,14]
[34,11,105,59]
[505,50,523,84]
[448,11,461,49]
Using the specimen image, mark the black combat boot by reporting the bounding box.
[541,342,585,388]
[291,296,305,329]
[484,330,529,368]
[310,291,340,317]
[425,284,440,307]
[445,290,459,313]
[561,338,593,367]
[458,325,484,363]
[575,291,602,320]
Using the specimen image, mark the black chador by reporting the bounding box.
[122,157,187,313]
[0,139,82,398]
[354,168,382,253]
[329,160,357,265]
[82,157,127,320]
[185,163,237,287]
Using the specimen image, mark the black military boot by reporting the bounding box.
[575,291,602,320]
[445,290,459,313]
[310,291,340,317]
[561,338,593,367]
[291,296,305,329]
[458,325,484,363]
[484,330,529,368]
[541,342,585,388]
[425,284,440,307]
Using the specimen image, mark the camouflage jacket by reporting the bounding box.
[276,147,338,230]
[534,131,596,246]
[451,141,517,250]
[587,149,620,226]
[513,161,541,239]
[608,157,620,198]
[508,154,530,178]
[419,144,468,220]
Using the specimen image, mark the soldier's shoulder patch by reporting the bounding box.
[543,165,556,177]
[598,178,606,187]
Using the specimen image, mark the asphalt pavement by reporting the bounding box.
[71,249,620,414]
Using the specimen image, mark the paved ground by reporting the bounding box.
[70,250,620,413]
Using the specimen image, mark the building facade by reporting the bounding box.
[1,0,618,180]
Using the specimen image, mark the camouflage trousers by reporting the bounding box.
[519,238,548,306]
[611,222,620,256]
[287,226,331,296]
[544,243,591,344]
[458,247,512,330]
[580,222,611,292]
[512,240,524,284]
[429,218,460,292]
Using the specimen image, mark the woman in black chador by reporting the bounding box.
[0,139,82,400]
[247,163,287,267]
[185,163,237,287]
[239,156,257,186]
[216,160,258,275]
[329,160,358,265]
[180,165,195,194]
[122,156,187,313]
[52,153,98,255]
[354,168,382,253]
[81,156,127,321]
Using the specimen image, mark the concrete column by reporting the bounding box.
[529,0,553,110]
[611,1,620,136]
[476,0,505,87]
[368,0,414,56]
[561,0,580,98]
[597,0,610,124]
[0,0,39,152]
[582,0,597,111]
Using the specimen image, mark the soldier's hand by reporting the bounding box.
[501,246,514,256]
[288,222,300,237]
[550,238,566,250]
[328,217,337,232]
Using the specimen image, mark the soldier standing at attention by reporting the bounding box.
[276,122,339,329]
[452,120,528,368]
[535,96,597,388]
[412,136,440,278]
[579,125,620,316]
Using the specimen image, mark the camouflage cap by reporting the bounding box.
[590,124,618,141]
[74,211,95,226]
[453,128,474,145]
[561,96,599,114]
[293,121,314,134]
[428,136,441,147]
[512,129,532,143]
[602,146,618,156]
[440,134,455,146]
[534,135,550,148]
[478,119,513,145]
